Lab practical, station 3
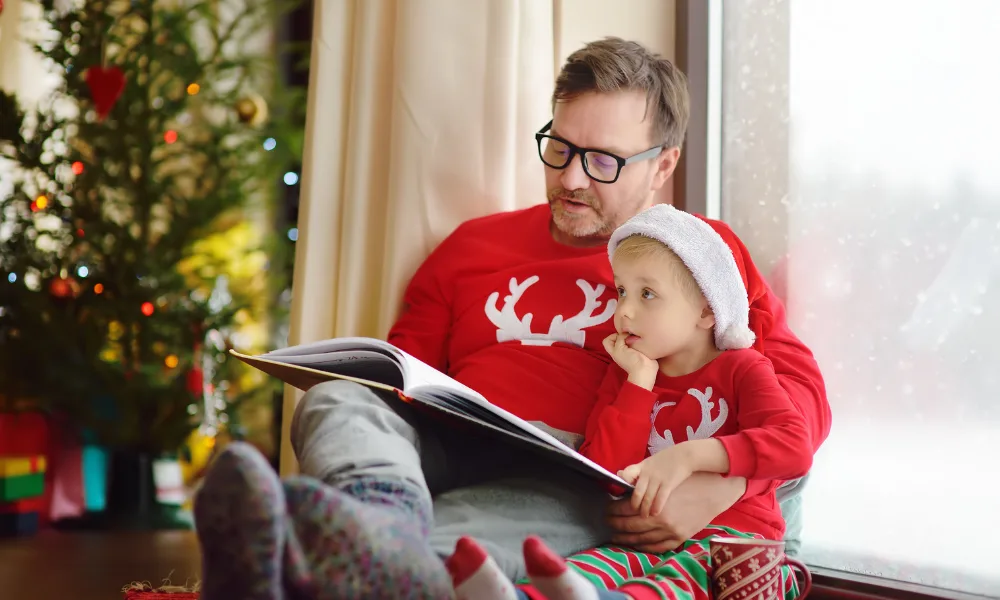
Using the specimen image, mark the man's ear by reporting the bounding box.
[698,305,716,330]
[651,147,681,192]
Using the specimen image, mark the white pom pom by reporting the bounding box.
[720,325,756,350]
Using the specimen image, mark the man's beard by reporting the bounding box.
[547,187,617,238]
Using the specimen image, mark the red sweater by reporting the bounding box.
[387,203,831,466]
[579,351,813,540]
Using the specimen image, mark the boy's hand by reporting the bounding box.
[603,333,659,389]
[619,443,696,518]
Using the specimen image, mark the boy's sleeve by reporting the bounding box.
[386,236,457,372]
[578,366,658,475]
[715,355,814,481]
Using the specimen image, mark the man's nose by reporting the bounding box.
[560,153,591,191]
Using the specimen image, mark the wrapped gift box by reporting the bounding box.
[0,456,47,477]
[0,510,40,537]
[0,455,47,502]
[0,412,49,455]
[0,472,45,502]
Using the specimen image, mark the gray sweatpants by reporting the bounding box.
[290,380,613,580]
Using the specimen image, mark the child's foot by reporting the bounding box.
[282,475,454,600]
[193,442,286,600]
[446,536,519,600]
[524,535,600,600]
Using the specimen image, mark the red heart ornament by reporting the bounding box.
[84,66,127,120]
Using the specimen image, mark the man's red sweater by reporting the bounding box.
[387,204,831,471]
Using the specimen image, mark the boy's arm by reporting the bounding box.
[708,355,813,481]
[578,366,658,475]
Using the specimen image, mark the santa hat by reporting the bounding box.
[607,204,756,350]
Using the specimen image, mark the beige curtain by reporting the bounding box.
[0,1,58,109]
[280,0,676,474]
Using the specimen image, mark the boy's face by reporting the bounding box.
[611,251,713,361]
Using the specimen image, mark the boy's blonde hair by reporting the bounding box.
[612,234,706,306]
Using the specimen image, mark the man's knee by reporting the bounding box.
[291,381,386,449]
[778,474,810,558]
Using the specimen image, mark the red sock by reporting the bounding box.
[446,536,518,600]
[524,536,599,600]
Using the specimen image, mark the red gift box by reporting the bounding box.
[0,412,49,455]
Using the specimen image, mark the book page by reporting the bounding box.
[230,351,398,394]
[265,337,399,360]
[270,350,405,389]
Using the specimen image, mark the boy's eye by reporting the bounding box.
[641,289,656,300]
[616,286,626,297]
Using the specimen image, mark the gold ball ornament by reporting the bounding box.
[235,94,268,127]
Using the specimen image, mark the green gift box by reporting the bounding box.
[0,472,45,502]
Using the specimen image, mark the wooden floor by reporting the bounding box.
[0,529,202,600]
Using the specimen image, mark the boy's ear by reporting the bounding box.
[698,306,716,330]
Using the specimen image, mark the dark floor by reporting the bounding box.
[0,530,201,600]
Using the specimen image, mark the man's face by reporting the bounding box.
[544,90,679,246]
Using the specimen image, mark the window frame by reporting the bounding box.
[674,2,986,599]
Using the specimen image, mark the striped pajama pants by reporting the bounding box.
[518,526,803,600]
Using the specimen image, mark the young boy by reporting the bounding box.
[446,204,815,600]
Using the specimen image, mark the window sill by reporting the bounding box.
[809,567,994,600]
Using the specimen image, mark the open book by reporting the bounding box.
[232,337,632,495]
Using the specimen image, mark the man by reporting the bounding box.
[194,37,831,600]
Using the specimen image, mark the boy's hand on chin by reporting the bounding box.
[603,333,658,389]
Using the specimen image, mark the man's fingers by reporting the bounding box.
[606,498,639,517]
[606,513,654,533]
[610,528,683,549]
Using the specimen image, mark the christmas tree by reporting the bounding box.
[0,0,303,457]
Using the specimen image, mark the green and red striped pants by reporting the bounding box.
[518,525,803,600]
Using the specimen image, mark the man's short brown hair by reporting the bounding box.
[553,37,690,150]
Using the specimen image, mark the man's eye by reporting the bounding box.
[592,154,616,168]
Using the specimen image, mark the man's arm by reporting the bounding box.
[607,473,746,553]
[707,218,831,499]
[704,218,832,454]
[386,236,458,372]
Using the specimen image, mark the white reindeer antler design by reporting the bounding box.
[547,280,617,347]
[647,400,678,455]
[685,387,729,440]
[485,276,539,343]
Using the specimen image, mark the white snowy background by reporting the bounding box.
[723,1,1000,596]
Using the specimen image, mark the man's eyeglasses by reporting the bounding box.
[534,120,664,184]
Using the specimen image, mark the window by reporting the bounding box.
[689,0,1000,597]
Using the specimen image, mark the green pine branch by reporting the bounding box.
[0,0,307,454]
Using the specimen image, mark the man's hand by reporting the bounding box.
[619,444,696,518]
[603,333,659,389]
[606,472,746,553]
